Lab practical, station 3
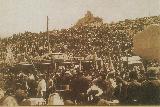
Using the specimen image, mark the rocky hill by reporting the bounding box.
[73,11,104,27]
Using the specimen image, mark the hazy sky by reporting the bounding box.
[0,0,160,37]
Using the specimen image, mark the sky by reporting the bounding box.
[0,0,160,37]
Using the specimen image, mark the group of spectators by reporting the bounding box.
[0,65,160,106]
[0,13,160,105]
[0,15,160,68]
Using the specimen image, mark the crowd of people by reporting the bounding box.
[0,64,160,106]
[0,14,160,68]
[0,13,160,105]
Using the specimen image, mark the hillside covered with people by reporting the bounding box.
[0,11,160,68]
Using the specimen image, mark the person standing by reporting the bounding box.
[114,71,141,105]
[27,73,37,97]
[125,71,141,105]
[37,74,46,99]
[70,71,90,104]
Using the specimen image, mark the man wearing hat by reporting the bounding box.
[140,67,160,105]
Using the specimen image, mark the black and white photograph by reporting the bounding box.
[0,0,160,106]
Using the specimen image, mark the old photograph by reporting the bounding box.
[0,0,160,106]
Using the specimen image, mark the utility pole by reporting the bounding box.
[47,16,50,53]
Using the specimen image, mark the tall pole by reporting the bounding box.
[47,16,50,53]
[127,54,129,71]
